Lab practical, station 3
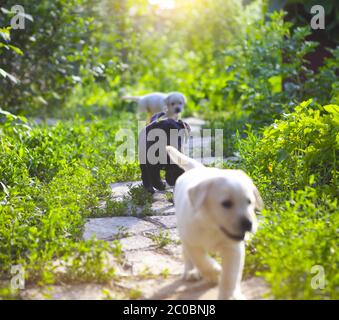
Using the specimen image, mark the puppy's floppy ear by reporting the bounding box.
[188,180,210,211]
[181,94,187,105]
[253,186,264,210]
[188,177,222,211]
[164,95,170,107]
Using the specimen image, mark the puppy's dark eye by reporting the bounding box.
[247,198,251,205]
[222,200,233,209]
[171,102,175,106]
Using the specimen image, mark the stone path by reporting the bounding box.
[22,182,268,300]
[20,118,269,300]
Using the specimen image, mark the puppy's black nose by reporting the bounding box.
[175,107,181,113]
[240,217,253,232]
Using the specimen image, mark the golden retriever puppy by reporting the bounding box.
[123,92,186,120]
[166,146,263,300]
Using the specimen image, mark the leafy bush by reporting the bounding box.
[205,109,249,156]
[238,100,338,202]
[237,100,338,299]
[310,47,339,105]
[0,0,100,115]
[0,26,22,83]
[106,0,249,114]
[0,0,338,300]
[223,12,320,125]
[0,111,139,291]
[246,186,338,299]
[268,0,339,43]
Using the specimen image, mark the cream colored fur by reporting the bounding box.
[166,146,263,300]
[123,92,186,120]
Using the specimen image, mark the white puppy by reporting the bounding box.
[166,146,263,300]
[123,92,186,120]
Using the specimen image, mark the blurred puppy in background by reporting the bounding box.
[123,92,186,121]
[166,146,263,300]
[138,119,190,194]
[136,92,190,193]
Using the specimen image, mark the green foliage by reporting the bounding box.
[149,230,172,249]
[237,100,338,202]
[238,101,338,299]
[0,25,22,83]
[223,12,321,125]
[205,110,249,156]
[0,111,139,289]
[0,0,102,115]
[310,47,339,105]
[246,187,338,299]
[104,0,248,114]
[91,184,154,218]
[0,0,338,300]
[268,0,339,42]
[127,184,153,207]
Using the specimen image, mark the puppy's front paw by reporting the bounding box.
[183,269,202,281]
[202,264,221,284]
[233,292,246,300]
[153,181,166,191]
[219,290,246,300]
[145,186,155,194]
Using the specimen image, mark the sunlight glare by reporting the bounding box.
[149,0,176,10]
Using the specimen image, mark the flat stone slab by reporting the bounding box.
[159,242,182,257]
[146,215,177,229]
[115,276,269,300]
[145,228,180,243]
[83,217,157,241]
[20,283,127,300]
[157,276,269,300]
[21,275,269,300]
[151,190,175,215]
[152,190,173,201]
[124,250,183,276]
[120,235,154,251]
[152,201,175,215]
[109,182,176,216]
[110,181,141,201]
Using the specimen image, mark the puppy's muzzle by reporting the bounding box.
[240,217,253,233]
[220,226,245,242]
[175,107,181,113]
[220,217,254,242]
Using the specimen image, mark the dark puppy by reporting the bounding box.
[138,118,190,194]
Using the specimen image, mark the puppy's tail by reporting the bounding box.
[122,96,141,102]
[166,146,204,171]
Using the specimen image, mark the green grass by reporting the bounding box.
[127,184,153,207]
[237,101,339,299]
[0,111,140,295]
[1,100,338,300]
[149,231,173,249]
[246,187,338,299]
[1,0,338,301]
